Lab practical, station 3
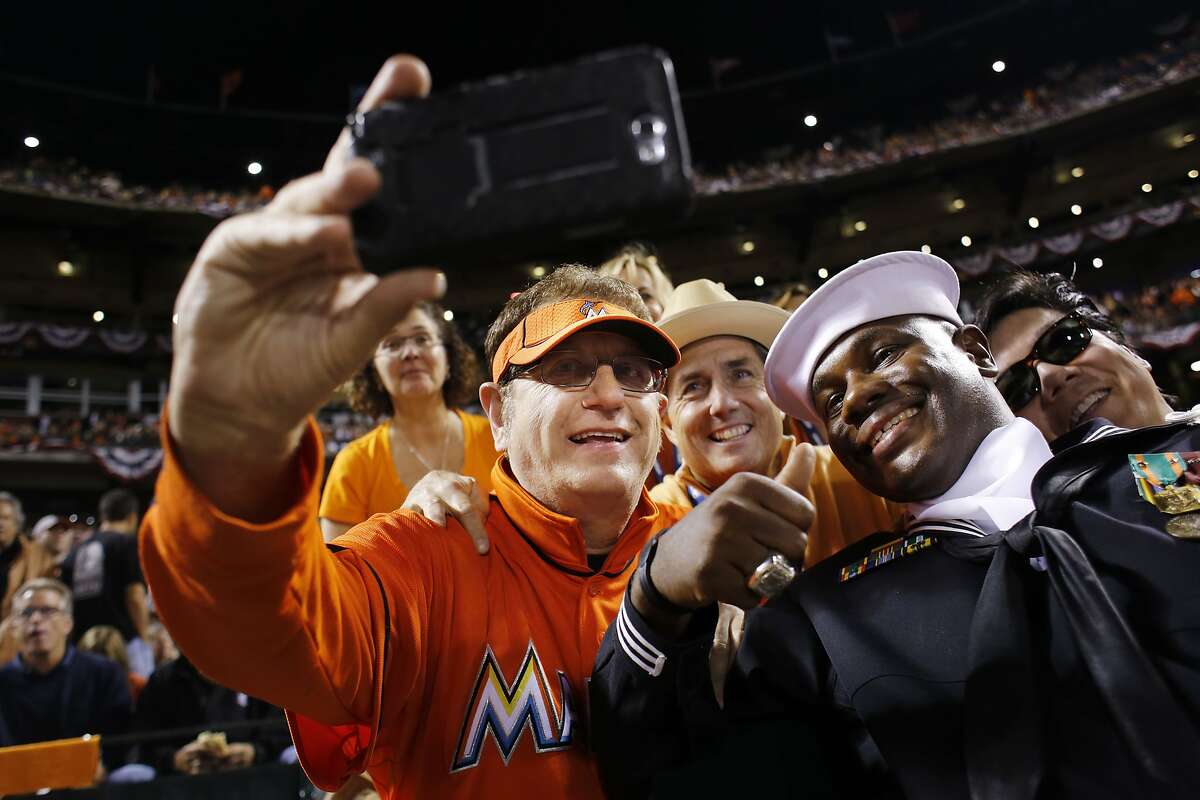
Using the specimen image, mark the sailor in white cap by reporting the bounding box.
[591,251,1200,800]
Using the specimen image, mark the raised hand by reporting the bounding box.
[168,56,444,521]
[643,443,816,614]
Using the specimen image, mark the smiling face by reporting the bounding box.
[665,336,783,490]
[988,307,1170,441]
[484,330,664,517]
[372,306,449,406]
[811,315,1012,502]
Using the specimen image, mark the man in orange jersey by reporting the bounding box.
[139,56,813,799]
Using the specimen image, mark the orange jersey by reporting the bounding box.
[319,411,501,525]
[140,419,686,799]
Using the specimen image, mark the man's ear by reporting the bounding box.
[955,325,999,379]
[479,382,508,452]
[660,400,678,447]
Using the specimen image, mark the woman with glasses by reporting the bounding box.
[319,302,499,541]
[974,269,1174,443]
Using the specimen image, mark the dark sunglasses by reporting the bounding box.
[995,312,1093,410]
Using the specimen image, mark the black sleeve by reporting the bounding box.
[589,591,723,800]
[118,533,144,588]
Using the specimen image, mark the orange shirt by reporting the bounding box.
[319,411,500,525]
[139,419,687,799]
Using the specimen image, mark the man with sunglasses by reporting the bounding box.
[975,269,1174,442]
[591,251,1200,799]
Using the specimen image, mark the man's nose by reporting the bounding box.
[707,381,739,417]
[1036,360,1077,404]
[583,365,626,408]
[843,370,891,426]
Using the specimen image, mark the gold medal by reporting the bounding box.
[1165,512,1200,539]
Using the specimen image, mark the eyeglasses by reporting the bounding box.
[17,605,66,621]
[508,350,667,394]
[377,333,443,353]
[995,312,1093,410]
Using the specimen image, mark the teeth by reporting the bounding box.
[871,407,918,449]
[1070,389,1109,428]
[570,431,627,443]
[711,424,751,442]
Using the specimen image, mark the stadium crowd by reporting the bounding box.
[698,21,1200,193]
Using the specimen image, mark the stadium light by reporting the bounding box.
[817,268,829,280]
[992,60,1006,73]
[853,220,867,232]
[1070,204,1083,216]
[1192,360,1200,373]
[740,240,756,253]
[1092,257,1104,269]
[1142,183,1153,193]
[753,275,765,287]
[92,310,105,323]
[804,114,818,128]
[56,261,75,277]
[951,197,966,211]
[921,244,932,254]
[531,265,546,278]
[961,235,973,247]
[247,161,263,175]
[1070,166,1085,178]
[1027,216,1040,229]
[1189,169,1199,179]
[443,309,454,321]
[24,136,40,149]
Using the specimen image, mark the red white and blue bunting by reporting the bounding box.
[91,446,163,482]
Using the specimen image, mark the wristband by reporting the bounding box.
[636,534,693,616]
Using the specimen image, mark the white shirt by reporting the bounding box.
[908,417,1052,535]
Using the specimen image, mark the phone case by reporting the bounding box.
[349,47,693,268]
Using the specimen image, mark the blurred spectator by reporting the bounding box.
[597,241,675,321]
[769,282,813,312]
[1,493,57,618]
[0,578,131,753]
[32,513,76,565]
[59,489,153,677]
[144,620,179,669]
[131,654,289,776]
[79,624,148,704]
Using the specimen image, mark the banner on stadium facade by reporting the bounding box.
[91,446,163,482]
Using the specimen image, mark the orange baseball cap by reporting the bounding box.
[491,298,681,382]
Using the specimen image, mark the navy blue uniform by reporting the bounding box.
[591,420,1200,799]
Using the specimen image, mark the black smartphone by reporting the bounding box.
[349,47,693,269]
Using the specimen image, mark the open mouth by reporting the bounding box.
[569,431,630,444]
[710,423,752,443]
[869,406,921,455]
[1069,388,1111,429]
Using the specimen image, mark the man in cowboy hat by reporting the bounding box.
[591,251,1200,800]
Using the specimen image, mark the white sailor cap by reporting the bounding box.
[764,250,962,425]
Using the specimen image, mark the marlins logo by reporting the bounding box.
[450,642,576,772]
[579,300,609,319]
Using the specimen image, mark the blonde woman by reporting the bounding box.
[597,242,674,321]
